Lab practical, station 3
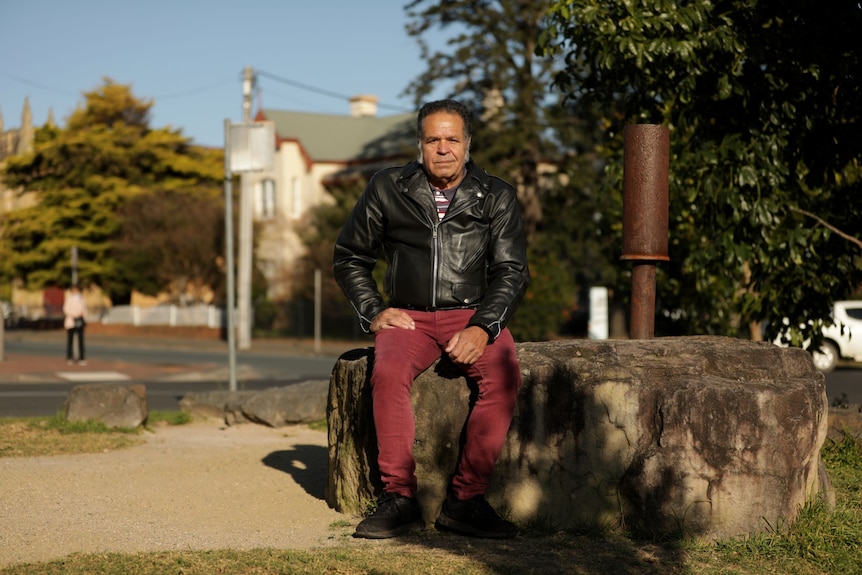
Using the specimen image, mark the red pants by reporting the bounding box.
[370,308,521,500]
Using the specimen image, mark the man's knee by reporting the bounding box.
[371,357,416,391]
[482,339,520,372]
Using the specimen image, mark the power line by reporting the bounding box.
[0,69,236,102]
[0,69,79,97]
[1,66,414,114]
[153,77,236,100]
[255,69,412,113]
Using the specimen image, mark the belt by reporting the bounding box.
[395,304,477,312]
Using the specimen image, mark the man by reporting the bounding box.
[333,99,530,540]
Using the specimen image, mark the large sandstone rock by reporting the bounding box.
[326,336,829,540]
[65,383,148,429]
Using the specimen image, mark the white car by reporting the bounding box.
[775,301,862,373]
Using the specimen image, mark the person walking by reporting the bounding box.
[333,99,530,540]
[63,285,88,365]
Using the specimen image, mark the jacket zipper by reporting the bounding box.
[433,196,478,308]
[403,182,481,310]
[431,223,439,308]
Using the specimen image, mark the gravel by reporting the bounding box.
[0,420,354,568]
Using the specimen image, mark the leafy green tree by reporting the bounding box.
[0,79,223,301]
[504,99,619,340]
[543,0,862,344]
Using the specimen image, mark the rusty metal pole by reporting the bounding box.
[621,125,670,339]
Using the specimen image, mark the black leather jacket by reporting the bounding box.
[333,160,529,341]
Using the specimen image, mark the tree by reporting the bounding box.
[0,78,223,301]
[296,176,368,302]
[405,0,554,235]
[543,0,862,344]
[404,0,614,341]
[111,188,225,304]
[295,176,380,338]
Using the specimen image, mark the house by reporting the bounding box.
[250,95,416,299]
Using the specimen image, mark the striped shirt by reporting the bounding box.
[433,188,450,220]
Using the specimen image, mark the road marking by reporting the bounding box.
[0,391,68,397]
[55,371,131,382]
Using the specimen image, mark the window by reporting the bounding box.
[257,179,276,220]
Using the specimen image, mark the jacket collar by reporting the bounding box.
[396,160,491,194]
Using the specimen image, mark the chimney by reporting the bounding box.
[349,94,378,117]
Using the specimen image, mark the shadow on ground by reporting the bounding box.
[262,445,329,500]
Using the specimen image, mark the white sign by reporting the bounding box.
[229,121,275,172]
[588,286,609,340]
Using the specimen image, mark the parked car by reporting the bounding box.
[774,301,862,373]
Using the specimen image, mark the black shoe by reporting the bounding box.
[353,493,425,539]
[435,494,518,539]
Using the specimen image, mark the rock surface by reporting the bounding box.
[179,380,328,427]
[326,336,829,540]
[65,382,148,429]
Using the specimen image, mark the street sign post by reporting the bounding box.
[223,119,274,391]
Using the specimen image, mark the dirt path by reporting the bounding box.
[0,420,354,567]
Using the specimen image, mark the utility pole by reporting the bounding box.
[223,120,238,390]
[71,246,78,287]
[238,66,254,350]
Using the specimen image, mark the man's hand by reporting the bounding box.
[370,308,415,333]
[445,325,489,365]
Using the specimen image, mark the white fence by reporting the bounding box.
[100,304,224,328]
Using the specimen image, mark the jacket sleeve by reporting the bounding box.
[332,177,388,334]
[466,185,530,342]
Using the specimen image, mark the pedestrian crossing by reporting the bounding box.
[55,371,130,382]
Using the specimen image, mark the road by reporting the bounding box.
[826,365,862,407]
[0,334,350,417]
[4,336,342,381]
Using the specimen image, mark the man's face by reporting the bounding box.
[419,111,470,189]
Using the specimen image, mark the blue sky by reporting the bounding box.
[0,1,444,148]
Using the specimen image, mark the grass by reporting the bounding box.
[0,410,191,458]
[0,417,860,574]
[306,418,327,432]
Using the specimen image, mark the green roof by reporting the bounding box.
[260,108,417,163]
